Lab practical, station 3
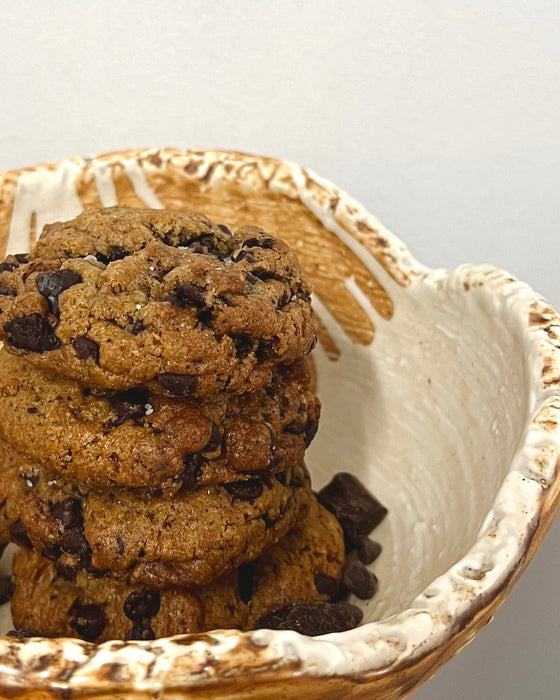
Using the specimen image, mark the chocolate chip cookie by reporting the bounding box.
[0,349,319,488]
[11,499,344,642]
[0,438,312,587]
[0,207,315,396]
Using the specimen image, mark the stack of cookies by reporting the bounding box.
[0,207,354,642]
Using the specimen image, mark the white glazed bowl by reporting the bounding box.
[0,148,558,699]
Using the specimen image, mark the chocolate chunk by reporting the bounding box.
[284,420,306,435]
[36,269,82,315]
[69,600,106,642]
[225,478,263,501]
[155,373,197,396]
[123,589,161,621]
[9,520,32,549]
[60,527,90,556]
[255,601,363,636]
[6,628,36,638]
[55,563,77,582]
[125,622,155,641]
[131,319,144,335]
[232,248,256,263]
[72,336,100,363]
[317,473,387,544]
[202,423,222,455]
[168,282,207,308]
[42,542,62,561]
[0,286,16,296]
[304,420,319,447]
[14,254,30,264]
[356,537,382,565]
[0,575,14,604]
[117,537,125,555]
[218,224,231,236]
[237,563,255,604]
[109,388,150,427]
[4,313,60,352]
[26,407,39,415]
[314,573,341,600]
[0,261,18,273]
[197,308,214,326]
[180,453,203,491]
[342,561,378,600]
[50,498,82,530]
[275,472,287,485]
[242,235,275,249]
[233,334,254,359]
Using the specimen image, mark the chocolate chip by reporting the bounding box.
[201,423,222,455]
[9,520,32,549]
[69,600,106,642]
[50,498,82,530]
[155,373,197,396]
[242,235,275,249]
[117,537,125,555]
[231,249,256,263]
[314,573,341,600]
[232,334,254,359]
[224,478,263,501]
[60,527,90,556]
[255,601,363,636]
[0,261,18,273]
[42,542,62,561]
[36,269,82,315]
[109,388,150,427]
[168,282,207,308]
[131,319,144,335]
[0,286,16,296]
[6,628,36,638]
[125,622,155,641]
[26,407,39,415]
[237,563,255,604]
[284,420,306,435]
[180,453,203,491]
[0,575,14,604]
[275,472,287,485]
[342,561,378,600]
[55,563,77,582]
[72,336,100,363]
[317,473,387,545]
[197,307,214,326]
[4,313,60,352]
[304,419,319,447]
[123,589,161,621]
[218,224,231,236]
[356,537,382,565]
[14,254,30,264]
[0,541,7,559]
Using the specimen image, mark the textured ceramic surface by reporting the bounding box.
[0,148,558,699]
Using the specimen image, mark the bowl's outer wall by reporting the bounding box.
[0,148,558,700]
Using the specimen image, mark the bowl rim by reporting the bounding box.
[0,147,559,696]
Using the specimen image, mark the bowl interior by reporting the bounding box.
[0,148,531,631]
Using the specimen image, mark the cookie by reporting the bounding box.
[0,207,315,396]
[0,438,312,587]
[0,349,319,489]
[11,499,344,642]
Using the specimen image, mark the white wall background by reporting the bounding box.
[1,2,559,697]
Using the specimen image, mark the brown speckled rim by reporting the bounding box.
[0,148,558,699]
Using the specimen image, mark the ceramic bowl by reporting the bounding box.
[0,148,559,699]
